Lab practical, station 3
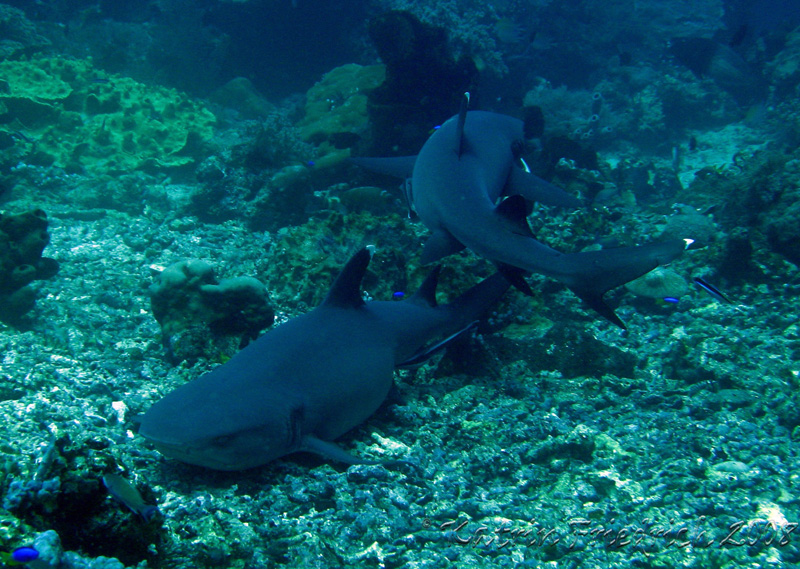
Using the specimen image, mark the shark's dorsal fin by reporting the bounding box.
[322,248,370,309]
[409,266,440,307]
[456,92,470,158]
[496,195,535,237]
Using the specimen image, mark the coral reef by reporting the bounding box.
[0,209,59,323]
[1,2,800,569]
[298,63,385,167]
[374,0,506,76]
[192,111,316,229]
[365,10,479,154]
[0,4,50,59]
[0,56,215,177]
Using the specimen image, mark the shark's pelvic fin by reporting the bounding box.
[456,92,470,158]
[420,229,466,264]
[496,194,535,237]
[322,248,370,309]
[350,156,417,179]
[506,168,583,208]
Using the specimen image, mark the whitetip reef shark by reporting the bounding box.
[353,94,686,328]
[138,249,509,471]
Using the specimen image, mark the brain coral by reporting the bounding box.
[0,56,216,176]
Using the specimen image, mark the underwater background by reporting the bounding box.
[2,0,800,567]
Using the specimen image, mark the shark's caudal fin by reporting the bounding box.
[562,239,687,329]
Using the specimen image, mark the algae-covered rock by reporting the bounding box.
[149,260,274,362]
[0,56,216,176]
[209,76,276,120]
[298,63,385,168]
[0,209,59,323]
[0,5,50,60]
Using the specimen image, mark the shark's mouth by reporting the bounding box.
[148,440,240,471]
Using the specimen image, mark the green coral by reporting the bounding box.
[298,63,385,168]
[0,56,216,176]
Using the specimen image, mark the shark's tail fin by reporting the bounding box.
[560,239,686,328]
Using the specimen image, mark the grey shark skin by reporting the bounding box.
[138,249,509,471]
[353,109,685,328]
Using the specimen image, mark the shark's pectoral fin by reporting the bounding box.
[397,321,478,368]
[506,167,583,208]
[301,436,373,465]
[301,436,420,473]
[420,229,465,264]
[350,156,417,179]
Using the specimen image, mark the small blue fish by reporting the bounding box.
[693,277,731,304]
[662,296,680,304]
[392,291,405,300]
[0,547,39,566]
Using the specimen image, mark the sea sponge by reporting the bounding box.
[625,267,688,300]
